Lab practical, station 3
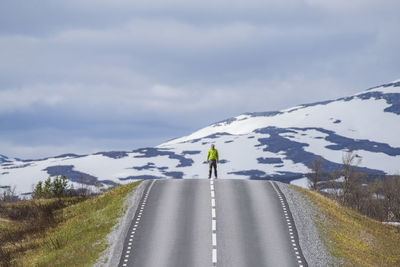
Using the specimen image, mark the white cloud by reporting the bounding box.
[304,0,395,12]
[0,0,399,158]
[0,85,62,112]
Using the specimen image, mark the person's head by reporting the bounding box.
[211,144,215,149]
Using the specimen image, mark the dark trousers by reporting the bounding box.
[209,160,217,178]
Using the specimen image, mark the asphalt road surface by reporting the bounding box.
[118,179,308,267]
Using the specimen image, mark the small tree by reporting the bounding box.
[340,148,362,206]
[0,186,17,202]
[347,172,367,211]
[52,176,68,198]
[69,183,75,197]
[361,179,385,221]
[382,175,400,221]
[33,176,70,199]
[43,177,52,198]
[326,169,342,200]
[32,181,44,199]
[308,156,323,191]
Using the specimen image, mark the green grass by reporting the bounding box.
[0,181,141,267]
[295,186,400,267]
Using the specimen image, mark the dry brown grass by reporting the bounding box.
[0,197,87,267]
[0,181,141,267]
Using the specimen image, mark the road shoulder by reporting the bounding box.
[93,180,148,267]
[277,182,337,267]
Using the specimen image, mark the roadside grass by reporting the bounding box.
[0,197,87,266]
[0,181,141,267]
[295,186,400,267]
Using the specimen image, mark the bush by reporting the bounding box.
[0,186,18,202]
[308,156,323,191]
[32,176,70,199]
[315,149,400,223]
[382,176,400,221]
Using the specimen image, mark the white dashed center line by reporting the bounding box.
[210,179,218,267]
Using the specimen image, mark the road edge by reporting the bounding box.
[93,180,149,267]
[276,182,337,267]
[270,181,308,267]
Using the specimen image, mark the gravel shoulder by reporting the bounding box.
[93,180,148,267]
[276,182,338,267]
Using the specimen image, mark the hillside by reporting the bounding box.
[0,181,141,266]
[0,154,9,163]
[1,80,400,195]
[295,186,400,266]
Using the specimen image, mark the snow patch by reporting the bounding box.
[290,177,309,189]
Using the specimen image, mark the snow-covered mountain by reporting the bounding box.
[0,154,9,163]
[1,80,400,195]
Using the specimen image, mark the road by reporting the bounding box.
[118,179,308,267]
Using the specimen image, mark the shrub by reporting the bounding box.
[320,149,400,223]
[32,176,70,199]
[0,186,18,202]
[308,156,323,191]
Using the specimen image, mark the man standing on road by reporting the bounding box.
[207,144,219,179]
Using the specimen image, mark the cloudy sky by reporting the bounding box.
[1,0,399,159]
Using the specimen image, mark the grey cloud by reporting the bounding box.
[0,0,399,158]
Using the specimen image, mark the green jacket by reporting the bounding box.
[207,148,219,162]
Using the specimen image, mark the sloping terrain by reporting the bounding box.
[1,80,400,195]
[0,182,141,267]
[296,186,400,266]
